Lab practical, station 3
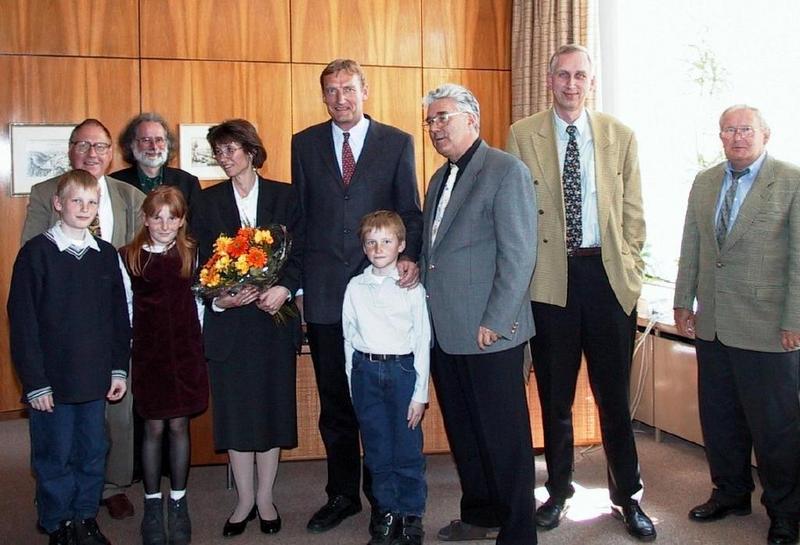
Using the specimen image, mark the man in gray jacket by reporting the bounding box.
[420,83,537,545]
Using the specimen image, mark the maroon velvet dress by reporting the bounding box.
[125,246,209,420]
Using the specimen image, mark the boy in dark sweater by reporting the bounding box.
[8,169,131,545]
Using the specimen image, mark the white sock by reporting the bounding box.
[170,489,187,501]
[145,492,162,500]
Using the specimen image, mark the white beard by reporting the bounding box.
[133,147,168,169]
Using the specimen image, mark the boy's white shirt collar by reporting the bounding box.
[358,264,400,284]
[48,221,100,252]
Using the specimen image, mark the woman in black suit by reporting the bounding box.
[192,119,303,537]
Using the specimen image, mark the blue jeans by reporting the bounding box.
[29,399,107,533]
[351,351,426,516]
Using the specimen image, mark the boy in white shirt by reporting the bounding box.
[342,210,431,545]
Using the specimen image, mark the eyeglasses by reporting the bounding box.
[423,111,467,129]
[212,145,243,158]
[70,140,112,155]
[136,136,167,146]
[720,126,756,139]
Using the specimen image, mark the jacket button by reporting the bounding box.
[344,228,350,234]
[543,239,548,243]
[538,209,544,215]
[716,262,723,268]
[428,264,436,270]
[533,180,539,185]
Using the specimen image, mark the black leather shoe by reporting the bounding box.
[769,517,799,545]
[306,495,362,533]
[368,512,398,545]
[688,498,751,522]
[393,515,424,545]
[222,506,256,537]
[49,521,75,545]
[612,501,657,542]
[259,504,281,534]
[535,497,567,530]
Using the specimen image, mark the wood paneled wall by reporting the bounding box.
[0,0,512,412]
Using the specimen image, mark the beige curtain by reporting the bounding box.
[511,0,594,121]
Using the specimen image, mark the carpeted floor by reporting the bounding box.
[0,417,767,544]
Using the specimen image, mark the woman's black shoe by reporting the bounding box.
[223,506,256,537]
[259,504,282,534]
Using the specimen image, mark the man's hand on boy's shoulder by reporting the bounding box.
[30,394,54,412]
[107,378,127,402]
[407,401,426,429]
[397,257,419,289]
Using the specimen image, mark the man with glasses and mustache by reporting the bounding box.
[674,105,800,545]
[21,118,145,525]
[111,113,201,213]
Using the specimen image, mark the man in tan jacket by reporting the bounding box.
[674,105,800,545]
[507,44,653,542]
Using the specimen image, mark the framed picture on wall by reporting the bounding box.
[9,123,76,196]
[179,123,226,180]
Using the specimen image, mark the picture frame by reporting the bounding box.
[9,123,76,196]
[179,123,226,180]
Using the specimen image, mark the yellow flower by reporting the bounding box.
[254,229,273,245]
[214,236,233,256]
[214,255,230,271]
[235,255,250,275]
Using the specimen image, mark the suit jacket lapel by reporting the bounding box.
[532,111,564,226]
[105,176,127,248]
[350,118,381,187]
[314,122,342,185]
[589,113,614,235]
[430,143,487,251]
[724,157,774,250]
[219,182,244,233]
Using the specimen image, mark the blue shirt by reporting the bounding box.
[714,151,768,230]
[553,110,600,247]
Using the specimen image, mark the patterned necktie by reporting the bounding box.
[341,132,356,186]
[716,168,750,247]
[563,125,582,251]
[431,164,459,245]
[88,212,101,239]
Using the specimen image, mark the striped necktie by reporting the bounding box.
[716,168,750,247]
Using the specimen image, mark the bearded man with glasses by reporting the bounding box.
[111,113,201,215]
[21,117,145,525]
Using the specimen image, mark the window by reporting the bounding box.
[598,0,800,282]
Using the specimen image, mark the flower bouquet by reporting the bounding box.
[194,224,294,321]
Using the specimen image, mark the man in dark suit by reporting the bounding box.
[21,118,145,521]
[111,112,201,211]
[291,59,423,535]
[420,83,537,545]
[674,105,800,545]
[506,44,654,541]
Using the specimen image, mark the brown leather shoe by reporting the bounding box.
[102,493,135,520]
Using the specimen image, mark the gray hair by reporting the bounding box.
[719,104,771,135]
[423,83,481,130]
[118,112,177,165]
[548,44,593,74]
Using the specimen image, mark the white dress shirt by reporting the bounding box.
[332,116,370,172]
[96,175,114,244]
[342,265,431,404]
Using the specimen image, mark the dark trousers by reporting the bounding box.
[29,399,107,533]
[531,254,641,506]
[432,342,536,545]
[695,337,800,519]
[351,351,426,516]
[307,322,373,507]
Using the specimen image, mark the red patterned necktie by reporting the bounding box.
[342,132,356,186]
[563,125,582,251]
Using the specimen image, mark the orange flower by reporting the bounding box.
[237,226,255,239]
[247,247,267,269]
[228,235,250,257]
